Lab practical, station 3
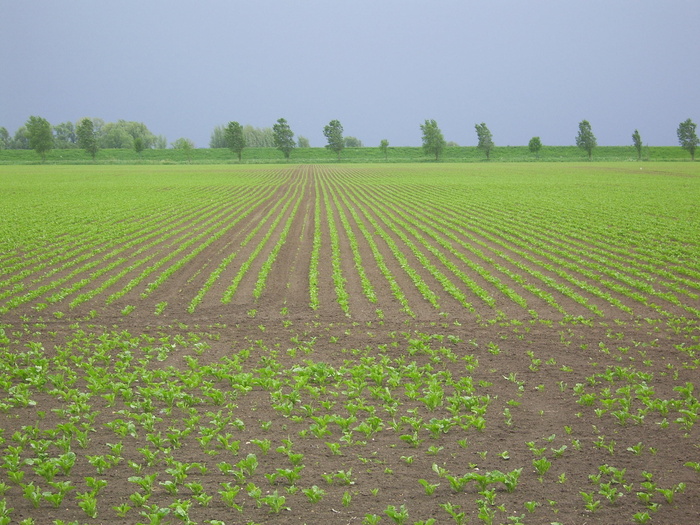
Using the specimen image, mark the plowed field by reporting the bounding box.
[0,163,698,524]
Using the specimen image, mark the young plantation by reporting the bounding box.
[0,163,698,524]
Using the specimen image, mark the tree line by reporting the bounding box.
[2,115,698,162]
[0,118,167,156]
[419,119,698,162]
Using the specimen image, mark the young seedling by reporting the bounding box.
[418,479,440,495]
[384,504,409,524]
[259,490,286,514]
[532,457,552,481]
[580,491,601,512]
[440,502,467,525]
[303,485,325,503]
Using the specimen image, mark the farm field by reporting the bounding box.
[0,162,699,524]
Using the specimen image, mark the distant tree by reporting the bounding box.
[99,120,158,149]
[343,136,363,148]
[226,121,245,161]
[26,116,53,161]
[76,118,99,160]
[100,124,132,148]
[0,127,9,149]
[677,118,698,161]
[475,122,494,159]
[10,126,29,149]
[272,118,295,159]
[446,141,460,147]
[420,119,445,161]
[324,120,344,160]
[632,129,643,160]
[91,118,105,144]
[575,119,597,160]
[528,136,542,159]
[379,139,389,160]
[297,135,310,148]
[172,137,195,149]
[210,125,228,148]
[243,125,275,147]
[172,137,195,162]
[53,121,77,148]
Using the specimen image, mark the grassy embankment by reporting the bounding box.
[0,145,693,165]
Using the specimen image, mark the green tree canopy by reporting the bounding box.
[379,139,389,160]
[10,126,29,149]
[53,121,77,149]
[420,119,445,161]
[171,137,195,162]
[209,125,227,148]
[272,118,295,159]
[98,120,161,149]
[528,136,542,158]
[576,120,597,160]
[323,120,344,160]
[76,118,99,160]
[343,136,363,148]
[632,129,643,160]
[0,127,9,149]
[677,118,698,160]
[226,121,246,161]
[297,136,310,148]
[475,122,494,159]
[243,125,275,147]
[26,116,53,161]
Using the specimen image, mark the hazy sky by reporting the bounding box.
[2,1,698,148]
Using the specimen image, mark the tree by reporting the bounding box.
[297,136,310,148]
[225,121,245,161]
[99,120,159,149]
[76,118,99,160]
[528,136,542,159]
[323,120,344,160]
[379,139,389,160]
[677,118,698,161]
[26,116,53,161]
[272,118,295,159]
[10,126,29,149]
[0,127,9,149]
[420,119,445,161]
[210,125,228,148]
[53,121,77,148]
[575,120,597,160]
[632,129,643,161]
[343,136,363,148]
[242,125,274,147]
[475,122,494,160]
[171,137,195,162]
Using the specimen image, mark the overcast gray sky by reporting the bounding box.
[2,0,698,148]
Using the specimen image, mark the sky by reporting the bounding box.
[1,0,699,148]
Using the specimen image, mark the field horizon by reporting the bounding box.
[0,144,695,165]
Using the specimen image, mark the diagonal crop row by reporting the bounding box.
[221,181,303,304]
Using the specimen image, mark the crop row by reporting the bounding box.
[0,164,698,322]
[0,318,696,523]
